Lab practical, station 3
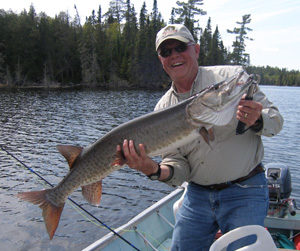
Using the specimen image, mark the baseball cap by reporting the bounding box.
[155,24,195,51]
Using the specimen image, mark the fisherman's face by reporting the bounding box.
[158,39,200,85]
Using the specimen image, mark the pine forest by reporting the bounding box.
[0,0,299,89]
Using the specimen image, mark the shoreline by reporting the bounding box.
[0,83,95,90]
[0,82,167,90]
[0,82,297,90]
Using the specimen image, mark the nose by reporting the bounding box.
[169,48,180,58]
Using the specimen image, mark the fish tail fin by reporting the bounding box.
[17,190,64,240]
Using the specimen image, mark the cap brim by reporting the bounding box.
[156,36,190,51]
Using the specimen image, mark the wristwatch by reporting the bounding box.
[147,163,161,180]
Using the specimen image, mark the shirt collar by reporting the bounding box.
[170,67,201,99]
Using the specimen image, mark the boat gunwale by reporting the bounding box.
[83,181,300,251]
[83,184,186,251]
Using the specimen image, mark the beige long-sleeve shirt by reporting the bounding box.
[155,65,284,187]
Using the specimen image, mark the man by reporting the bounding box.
[120,24,283,250]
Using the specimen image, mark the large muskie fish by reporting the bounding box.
[18,71,255,239]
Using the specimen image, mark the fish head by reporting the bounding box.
[187,71,256,127]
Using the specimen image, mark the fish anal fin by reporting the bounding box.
[57,145,83,169]
[82,180,102,206]
[17,190,64,240]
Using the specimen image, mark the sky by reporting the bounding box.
[2,0,300,71]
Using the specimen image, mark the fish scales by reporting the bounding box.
[55,98,198,197]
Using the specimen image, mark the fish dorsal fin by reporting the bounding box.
[82,180,102,206]
[57,145,83,169]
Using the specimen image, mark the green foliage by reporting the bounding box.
[0,4,298,88]
[247,66,300,86]
[227,14,253,66]
[198,18,227,66]
[172,0,206,41]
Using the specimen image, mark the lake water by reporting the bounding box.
[0,86,299,250]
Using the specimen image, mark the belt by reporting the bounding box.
[191,163,264,191]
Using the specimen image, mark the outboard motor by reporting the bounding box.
[265,163,296,217]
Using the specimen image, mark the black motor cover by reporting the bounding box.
[265,163,292,200]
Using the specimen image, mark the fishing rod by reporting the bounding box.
[0,145,141,251]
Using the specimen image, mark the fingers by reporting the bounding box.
[138,143,147,158]
[122,139,147,169]
[237,99,263,126]
[123,139,138,162]
[128,139,137,157]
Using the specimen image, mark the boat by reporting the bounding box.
[83,163,300,251]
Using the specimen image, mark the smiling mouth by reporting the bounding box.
[172,62,184,68]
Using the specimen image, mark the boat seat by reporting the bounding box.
[209,225,277,251]
[173,183,188,219]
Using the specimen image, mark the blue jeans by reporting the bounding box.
[171,172,269,251]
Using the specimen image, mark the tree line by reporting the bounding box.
[0,0,299,89]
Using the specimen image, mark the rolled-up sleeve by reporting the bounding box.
[160,151,190,187]
[253,86,284,137]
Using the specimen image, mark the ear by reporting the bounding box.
[194,44,200,59]
[158,54,163,64]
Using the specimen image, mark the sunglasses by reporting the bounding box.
[159,42,195,58]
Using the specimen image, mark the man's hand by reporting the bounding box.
[236,94,263,127]
[116,139,158,176]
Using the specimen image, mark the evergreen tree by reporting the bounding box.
[198,17,212,65]
[80,20,101,85]
[169,8,176,24]
[0,5,298,88]
[207,26,226,65]
[104,0,126,25]
[97,5,102,24]
[132,2,147,83]
[227,14,253,66]
[121,0,138,81]
[15,5,41,84]
[173,0,206,41]
[0,43,5,83]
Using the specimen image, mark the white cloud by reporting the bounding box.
[253,6,300,24]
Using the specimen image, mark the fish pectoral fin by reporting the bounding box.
[17,189,64,240]
[208,128,215,141]
[112,146,126,167]
[57,145,83,169]
[199,127,215,144]
[199,127,214,150]
[82,180,102,206]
